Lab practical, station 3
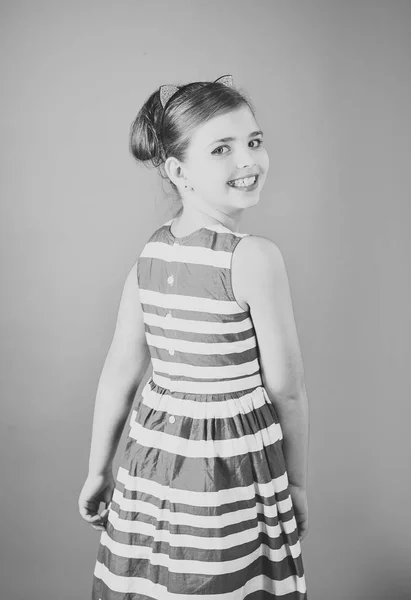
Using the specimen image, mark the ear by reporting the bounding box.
[160,84,179,108]
[213,74,234,88]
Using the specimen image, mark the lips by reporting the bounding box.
[227,174,259,191]
[228,173,259,184]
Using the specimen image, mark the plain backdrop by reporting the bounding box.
[1,1,410,599]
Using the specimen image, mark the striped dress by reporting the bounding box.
[92,217,308,599]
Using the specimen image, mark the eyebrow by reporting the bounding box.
[208,130,264,147]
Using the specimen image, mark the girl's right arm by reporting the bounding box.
[87,260,151,477]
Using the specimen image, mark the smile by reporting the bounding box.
[227,175,259,190]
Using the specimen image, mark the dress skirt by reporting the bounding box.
[91,377,307,599]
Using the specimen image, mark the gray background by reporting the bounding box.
[1,1,410,599]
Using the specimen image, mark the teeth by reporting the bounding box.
[229,175,256,187]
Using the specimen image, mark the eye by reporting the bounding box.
[212,145,229,156]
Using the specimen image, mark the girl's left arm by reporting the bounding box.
[232,236,310,490]
[86,260,151,477]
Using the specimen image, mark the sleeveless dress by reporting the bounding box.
[92,218,308,599]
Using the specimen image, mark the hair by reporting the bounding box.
[129,77,255,213]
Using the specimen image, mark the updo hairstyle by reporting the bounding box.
[129,77,255,206]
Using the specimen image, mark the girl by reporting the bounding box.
[78,74,309,599]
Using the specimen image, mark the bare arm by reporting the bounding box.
[87,260,151,476]
[232,236,310,489]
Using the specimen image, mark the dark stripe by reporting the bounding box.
[132,398,280,441]
[93,576,307,600]
[246,591,307,600]
[95,543,305,589]
[105,498,299,549]
[121,438,287,493]
[142,303,250,322]
[145,319,256,343]
[117,473,292,507]
[149,344,259,367]
[92,578,154,600]
[138,256,244,304]
[147,378,264,401]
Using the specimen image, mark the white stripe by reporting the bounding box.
[143,311,252,334]
[128,419,283,458]
[151,372,263,394]
[100,526,300,569]
[111,488,295,531]
[134,383,270,420]
[106,503,299,554]
[147,331,256,355]
[139,288,245,315]
[94,559,306,597]
[140,242,233,268]
[117,463,289,502]
[151,356,259,380]
[102,513,300,562]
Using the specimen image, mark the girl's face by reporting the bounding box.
[178,105,269,215]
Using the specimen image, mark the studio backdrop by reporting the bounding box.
[1,1,410,599]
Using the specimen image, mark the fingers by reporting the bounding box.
[78,498,99,520]
[79,503,110,530]
[85,512,108,531]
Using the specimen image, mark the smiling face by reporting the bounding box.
[165,104,269,218]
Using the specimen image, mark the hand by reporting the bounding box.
[78,471,115,532]
[288,484,309,542]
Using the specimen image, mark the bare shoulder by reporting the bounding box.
[232,234,304,397]
[232,234,287,309]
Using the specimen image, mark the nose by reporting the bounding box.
[236,150,257,170]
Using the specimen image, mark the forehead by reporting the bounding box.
[191,105,258,147]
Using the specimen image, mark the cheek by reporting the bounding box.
[259,149,269,171]
[195,166,227,189]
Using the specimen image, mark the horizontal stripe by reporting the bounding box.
[116,465,292,516]
[139,288,245,315]
[120,443,288,497]
[117,463,289,506]
[113,471,294,520]
[151,371,263,394]
[151,353,259,377]
[137,381,272,418]
[103,506,300,557]
[143,310,252,334]
[96,531,304,582]
[107,502,298,552]
[140,242,233,268]
[105,490,298,546]
[128,413,282,458]
[142,302,250,322]
[93,576,307,600]
[108,491,297,541]
[94,559,307,597]
[99,518,301,564]
[147,331,257,356]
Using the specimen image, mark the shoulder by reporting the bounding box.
[233,234,287,278]
[232,234,289,306]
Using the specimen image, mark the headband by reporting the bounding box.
[159,74,234,109]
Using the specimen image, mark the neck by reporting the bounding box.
[176,201,243,232]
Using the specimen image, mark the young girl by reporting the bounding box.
[78,74,309,599]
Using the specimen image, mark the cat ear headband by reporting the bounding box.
[159,74,234,109]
